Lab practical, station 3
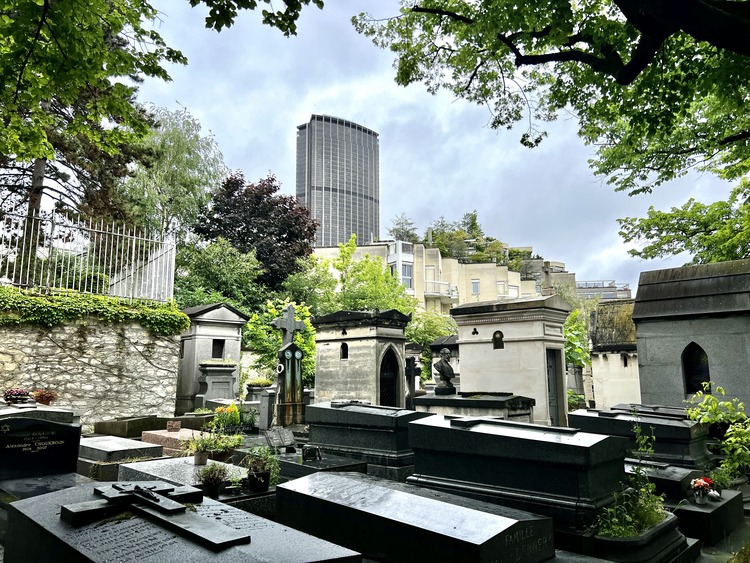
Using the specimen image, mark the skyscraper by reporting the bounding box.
[296,114,379,247]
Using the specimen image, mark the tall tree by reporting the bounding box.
[195,172,317,291]
[122,106,228,242]
[355,3,750,195]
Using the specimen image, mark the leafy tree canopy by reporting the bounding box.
[424,212,507,263]
[173,237,267,312]
[122,106,228,243]
[333,235,419,315]
[1,0,186,161]
[195,172,317,291]
[281,254,338,317]
[354,2,750,196]
[618,181,750,263]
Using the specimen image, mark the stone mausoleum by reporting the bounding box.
[312,310,411,408]
[176,303,249,415]
[450,295,571,426]
[633,259,750,407]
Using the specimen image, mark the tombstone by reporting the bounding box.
[0,415,88,544]
[312,310,411,407]
[195,360,238,410]
[305,400,432,481]
[406,414,629,551]
[568,407,713,469]
[77,436,165,481]
[93,414,213,438]
[266,304,307,426]
[176,303,249,415]
[0,417,81,480]
[277,472,555,563]
[633,259,750,407]
[449,295,571,425]
[4,481,361,562]
[414,393,535,423]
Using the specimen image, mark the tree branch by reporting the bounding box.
[15,0,51,103]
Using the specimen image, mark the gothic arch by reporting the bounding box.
[682,342,710,394]
[493,331,505,350]
[378,344,402,407]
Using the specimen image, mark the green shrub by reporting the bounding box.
[0,286,189,335]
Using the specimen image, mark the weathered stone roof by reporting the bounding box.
[450,294,572,318]
[312,309,412,328]
[182,302,250,322]
[632,259,750,321]
[590,299,636,352]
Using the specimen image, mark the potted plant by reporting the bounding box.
[30,389,58,406]
[196,462,229,499]
[181,431,243,465]
[239,447,280,493]
[4,388,30,405]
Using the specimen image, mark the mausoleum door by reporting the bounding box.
[379,349,399,407]
[546,349,560,426]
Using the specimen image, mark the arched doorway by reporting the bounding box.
[379,348,399,407]
[683,342,710,394]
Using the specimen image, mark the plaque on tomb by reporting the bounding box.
[278,472,554,563]
[0,417,81,480]
[264,427,296,451]
[5,481,361,563]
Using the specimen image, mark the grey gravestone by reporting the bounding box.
[406,414,629,552]
[306,400,432,481]
[264,426,296,451]
[5,480,361,563]
[276,452,367,480]
[569,407,712,468]
[277,472,555,563]
[78,436,165,480]
[0,417,81,480]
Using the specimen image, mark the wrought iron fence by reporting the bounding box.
[0,212,175,302]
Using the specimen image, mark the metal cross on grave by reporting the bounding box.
[271,304,305,346]
[60,481,251,552]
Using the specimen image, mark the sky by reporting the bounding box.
[137,0,734,294]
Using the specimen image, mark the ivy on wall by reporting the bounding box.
[0,287,190,335]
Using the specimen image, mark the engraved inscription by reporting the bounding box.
[499,523,553,563]
[4,429,65,453]
[69,517,179,562]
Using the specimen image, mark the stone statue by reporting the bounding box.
[433,348,455,390]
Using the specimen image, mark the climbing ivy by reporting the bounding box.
[0,287,189,335]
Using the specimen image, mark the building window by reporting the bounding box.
[402,264,413,289]
[471,279,480,295]
[212,339,225,359]
[497,281,506,296]
[340,343,348,360]
[621,353,628,367]
[683,342,710,394]
[493,331,505,350]
[509,285,519,298]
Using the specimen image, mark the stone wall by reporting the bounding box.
[0,318,179,431]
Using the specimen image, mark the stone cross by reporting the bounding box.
[271,304,305,347]
[60,481,251,551]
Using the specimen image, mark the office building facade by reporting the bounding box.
[296,114,379,247]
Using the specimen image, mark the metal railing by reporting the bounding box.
[0,212,175,302]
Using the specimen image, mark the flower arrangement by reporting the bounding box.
[30,389,58,403]
[210,403,241,430]
[690,477,714,497]
[4,388,29,403]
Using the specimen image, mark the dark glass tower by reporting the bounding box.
[296,114,379,247]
